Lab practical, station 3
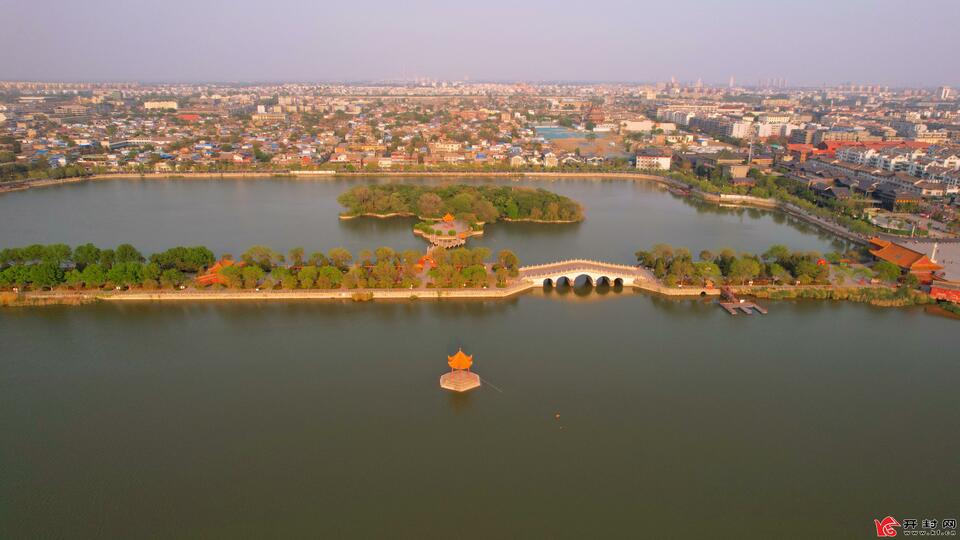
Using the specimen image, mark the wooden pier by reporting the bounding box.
[719,301,768,315]
[718,287,768,316]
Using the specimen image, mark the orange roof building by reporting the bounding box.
[447,348,473,370]
[442,213,455,223]
[440,348,481,392]
[195,258,245,287]
[868,238,942,282]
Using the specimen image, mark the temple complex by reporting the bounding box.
[439,348,481,392]
[868,237,944,283]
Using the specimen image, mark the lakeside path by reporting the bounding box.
[5,264,723,307]
[9,281,922,309]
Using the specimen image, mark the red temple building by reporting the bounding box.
[195,259,245,287]
[930,281,960,303]
[868,238,943,283]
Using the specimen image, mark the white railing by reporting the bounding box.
[518,259,641,273]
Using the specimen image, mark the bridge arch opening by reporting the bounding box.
[613,277,624,287]
[555,276,573,288]
[573,275,594,288]
[542,278,554,288]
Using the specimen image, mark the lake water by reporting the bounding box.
[0,176,847,264]
[1,177,955,539]
[1,296,957,538]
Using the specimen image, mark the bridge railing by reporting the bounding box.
[518,259,641,273]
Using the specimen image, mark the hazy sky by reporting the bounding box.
[2,0,958,86]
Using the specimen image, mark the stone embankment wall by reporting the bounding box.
[100,282,536,302]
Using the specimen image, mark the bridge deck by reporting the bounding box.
[518,259,652,281]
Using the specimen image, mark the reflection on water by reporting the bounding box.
[674,192,852,253]
[445,390,473,414]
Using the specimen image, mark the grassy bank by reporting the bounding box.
[742,286,935,307]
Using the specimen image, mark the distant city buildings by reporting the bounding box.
[143,100,178,110]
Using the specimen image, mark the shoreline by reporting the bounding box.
[340,211,581,225]
[3,278,719,307]
[3,281,938,312]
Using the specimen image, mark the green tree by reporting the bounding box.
[160,268,185,288]
[142,262,162,288]
[308,251,329,267]
[106,262,144,288]
[297,266,319,288]
[273,267,298,289]
[241,265,266,288]
[288,247,305,267]
[497,249,520,277]
[242,245,283,271]
[80,263,107,288]
[28,262,64,289]
[99,249,116,269]
[64,269,83,289]
[73,243,101,270]
[653,258,667,279]
[328,247,353,270]
[728,257,761,285]
[873,261,901,283]
[693,261,722,285]
[651,243,674,261]
[769,263,791,284]
[668,255,695,286]
[416,192,443,217]
[115,243,144,264]
[43,244,72,266]
[762,244,790,262]
[315,266,343,289]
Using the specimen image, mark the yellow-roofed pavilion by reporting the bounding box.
[440,348,481,392]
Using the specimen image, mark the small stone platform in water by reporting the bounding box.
[440,370,481,392]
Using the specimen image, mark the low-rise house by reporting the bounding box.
[635,149,672,170]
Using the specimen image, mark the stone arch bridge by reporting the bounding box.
[518,259,653,287]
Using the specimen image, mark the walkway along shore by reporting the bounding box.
[2,273,725,307]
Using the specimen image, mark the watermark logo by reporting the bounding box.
[875,516,956,536]
[876,516,901,537]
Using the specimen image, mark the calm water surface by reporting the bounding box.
[0,176,846,263]
[1,177,954,539]
[1,296,957,538]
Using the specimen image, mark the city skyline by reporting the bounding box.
[2,0,959,86]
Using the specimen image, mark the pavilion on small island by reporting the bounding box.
[419,213,473,248]
[440,348,481,392]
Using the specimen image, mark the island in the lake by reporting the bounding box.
[337,183,584,248]
[336,184,584,224]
